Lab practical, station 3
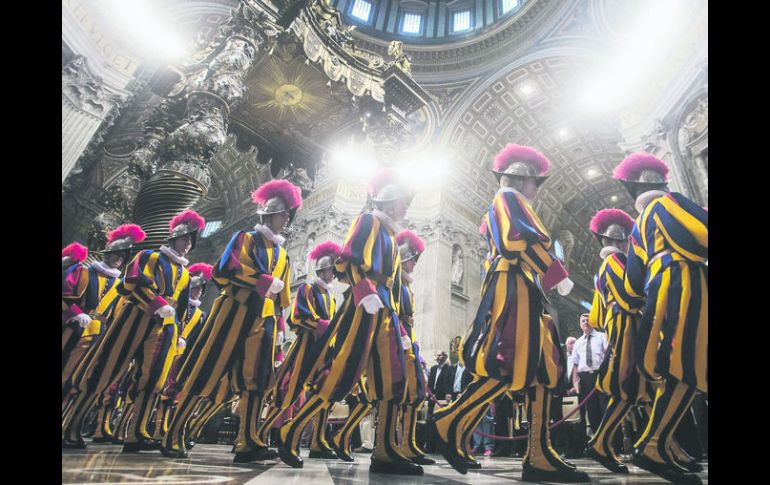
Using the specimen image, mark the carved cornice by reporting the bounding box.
[62,56,124,119]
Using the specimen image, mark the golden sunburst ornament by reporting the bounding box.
[250,57,327,123]
[274,84,303,106]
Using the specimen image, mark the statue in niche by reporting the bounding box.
[451,245,464,287]
[449,336,462,365]
[678,97,708,150]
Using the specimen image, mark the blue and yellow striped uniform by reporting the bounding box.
[163,229,291,453]
[625,192,708,393]
[63,249,190,444]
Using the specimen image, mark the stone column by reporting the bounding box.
[62,56,122,183]
[132,4,272,250]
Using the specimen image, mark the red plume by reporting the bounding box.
[169,209,206,233]
[107,224,146,244]
[250,179,303,210]
[396,229,425,253]
[309,241,342,262]
[62,242,88,263]
[188,262,213,281]
[613,152,669,182]
[590,208,634,235]
[493,144,550,175]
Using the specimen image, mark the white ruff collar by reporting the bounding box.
[635,190,667,213]
[313,276,334,292]
[160,246,189,266]
[402,272,414,284]
[254,224,286,246]
[189,299,201,307]
[92,260,121,278]
[371,209,400,234]
[599,246,623,260]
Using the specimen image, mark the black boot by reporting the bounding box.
[428,419,467,474]
[233,447,279,463]
[369,457,424,475]
[464,457,482,469]
[90,436,113,444]
[160,446,188,459]
[632,452,702,485]
[185,440,196,450]
[585,447,629,474]
[277,440,304,468]
[410,454,436,465]
[521,462,590,483]
[309,448,338,459]
[122,439,162,453]
[331,440,354,462]
[62,438,87,449]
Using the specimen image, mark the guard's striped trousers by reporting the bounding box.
[162,289,276,453]
[63,302,177,444]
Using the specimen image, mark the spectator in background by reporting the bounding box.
[471,405,495,457]
[451,361,472,400]
[571,314,608,436]
[426,351,455,452]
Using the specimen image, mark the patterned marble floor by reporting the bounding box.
[63,443,708,484]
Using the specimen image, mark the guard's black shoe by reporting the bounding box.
[427,419,467,474]
[161,447,188,459]
[679,461,703,473]
[331,441,354,462]
[122,439,161,453]
[465,457,482,469]
[410,454,436,465]
[185,440,195,450]
[632,452,702,485]
[62,438,87,449]
[585,447,628,474]
[559,454,578,470]
[521,462,591,483]
[233,447,279,463]
[230,444,236,453]
[111,437,124,445]
[278,442,304,468]
[90,436,113,444]
[309,448,338,459]
[670,453,703,473]
[369,458,424,475]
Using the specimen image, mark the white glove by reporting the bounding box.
[401,335,412,350]
[268,278,285,295]
[177,337,186,350]
[556,277,574,296]
[276,331,285,346]
[156,305,176,319]
[71,313,92,329]
[359,294,384,314]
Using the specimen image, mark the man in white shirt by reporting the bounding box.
[570,314,608,435]
[452,362,471,400]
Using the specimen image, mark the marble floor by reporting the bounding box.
[63,444,708,484]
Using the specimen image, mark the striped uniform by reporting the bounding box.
[590,251,650,402]
[433,188,573,473]
[396,278,428,459]
[153,304,208,439]
[586,249,651,464]
[162,229,291,453]
[256,280,337,449]
[62,264,121,404]
[625,192,708,466]
[279,211,408,463]
[63,249,189,444]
